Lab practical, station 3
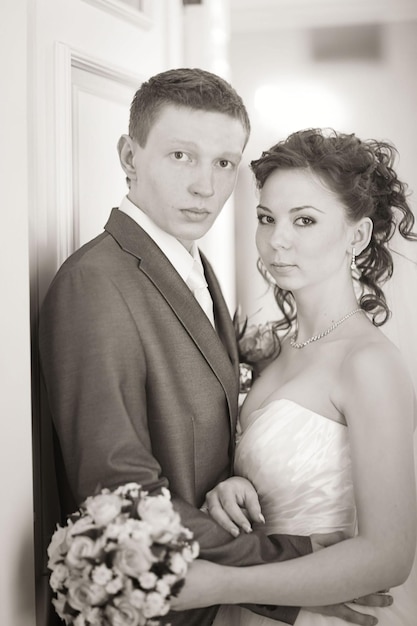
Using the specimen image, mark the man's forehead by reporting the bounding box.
[148,106,247,151]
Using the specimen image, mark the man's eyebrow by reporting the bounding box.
[166,139,242,160]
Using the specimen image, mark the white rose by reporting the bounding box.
[129,588,146,609]
[143,591,170,618]
[106,600,145,626]
[128,520,153,542]
[92,563,113,586]
[137,493,182,543]
[85,493,122,526]
[47,525,69,567]
[69,515,96,536]
[105,523,123,540]
[113,538,156,578]
[161,573,177,587]
[49,563,69,591]
[138,571,157,589]
[67,580,108,611]
[105,575,124,595]
[65,535,100,569]
[169,552,187,577]
[81,606,102,625]
[111,519,151,543]
[114,483,142,499]
[155,578,170,598]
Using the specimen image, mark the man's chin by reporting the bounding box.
[176,222,216,246]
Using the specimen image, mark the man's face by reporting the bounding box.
[127,105,247,250]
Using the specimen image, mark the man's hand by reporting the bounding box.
[306,592,393,625]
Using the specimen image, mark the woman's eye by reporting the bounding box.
[257,214,274,225]
[295,216,314,226]
[218,159,232,169]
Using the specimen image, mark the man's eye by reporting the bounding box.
[173,151,185,160]
[219,159,232,169]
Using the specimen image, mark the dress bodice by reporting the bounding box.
[236,398,357,537]
[214,398,417,626]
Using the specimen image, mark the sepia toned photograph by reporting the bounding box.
[1,1,416,625]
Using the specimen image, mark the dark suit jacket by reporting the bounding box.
[39,208,311,625]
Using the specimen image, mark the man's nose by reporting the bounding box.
[189,164,215,197]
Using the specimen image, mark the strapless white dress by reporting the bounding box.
[213,399,417,626]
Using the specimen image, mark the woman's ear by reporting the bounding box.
[117,134,137,181]
[350,217,373,255]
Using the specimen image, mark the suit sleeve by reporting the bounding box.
[39,265,311,625]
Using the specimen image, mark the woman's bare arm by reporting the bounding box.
[175,341,416,609]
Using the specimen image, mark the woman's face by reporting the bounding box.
[256,167,354,294]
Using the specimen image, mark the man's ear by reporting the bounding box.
[117,134,138,181]
[350,217,373,255]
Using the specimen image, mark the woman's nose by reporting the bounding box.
[269,223,291,249]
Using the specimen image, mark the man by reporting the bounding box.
[39,68,388,626]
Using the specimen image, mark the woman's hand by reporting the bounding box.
[203,476,265,536]
[171,560,227,610]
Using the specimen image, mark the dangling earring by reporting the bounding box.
[350,247,357,271]
[350,247,361,278]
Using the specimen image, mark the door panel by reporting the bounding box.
[72,62,137,251]
[30,2,183,623]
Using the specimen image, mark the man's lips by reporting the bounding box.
[180,208,210,221]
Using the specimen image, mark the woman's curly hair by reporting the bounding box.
[250,128,416,344]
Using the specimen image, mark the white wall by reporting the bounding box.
[230,19,417,388]
[0,0,36,624]
[231,21,417,346]
[183,0,237,313]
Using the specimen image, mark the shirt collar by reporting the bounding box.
[118,196,202,283]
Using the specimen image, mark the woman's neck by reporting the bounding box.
[292,286,360,343]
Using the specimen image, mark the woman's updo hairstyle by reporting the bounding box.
[250,128,416,326]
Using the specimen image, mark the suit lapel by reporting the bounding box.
[200,251,239,376]
[105,209,239,414]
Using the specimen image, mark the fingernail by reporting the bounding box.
[243,524,252,533]
[259,513,266,523]
[231,528,239,537]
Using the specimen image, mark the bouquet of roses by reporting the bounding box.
[47,482,199,626]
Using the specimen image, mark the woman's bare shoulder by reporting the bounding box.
[342,329,405,376]
[333,328,415,418]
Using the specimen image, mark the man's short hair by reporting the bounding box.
[128,67,251,147]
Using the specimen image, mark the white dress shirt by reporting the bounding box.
[118,196,215,325]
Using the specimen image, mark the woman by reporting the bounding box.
[175,129,417,625]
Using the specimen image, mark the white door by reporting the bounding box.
[29,1,183,623]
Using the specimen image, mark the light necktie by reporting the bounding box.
[187,260,215,326]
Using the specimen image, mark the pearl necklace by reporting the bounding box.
[290,308,363,349]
